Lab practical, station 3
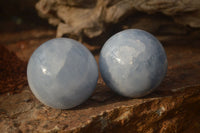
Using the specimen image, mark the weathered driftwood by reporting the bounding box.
[36,0,200,38]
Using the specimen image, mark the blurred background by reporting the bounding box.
[1,0,200,42]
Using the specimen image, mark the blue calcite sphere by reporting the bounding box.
[99,29,168,98]
[27,38,98,109]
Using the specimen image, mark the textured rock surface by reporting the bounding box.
[0,85,200,133]
[0,26,200,132]
[36,0,200,38]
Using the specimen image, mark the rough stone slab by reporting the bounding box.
[0,85,200,132]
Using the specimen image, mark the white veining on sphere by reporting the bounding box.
[27,38,98,109]
[41,39,72,76]
[99,29,168,98]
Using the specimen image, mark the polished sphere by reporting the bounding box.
[99,29,168,98]
[27,38,98,109]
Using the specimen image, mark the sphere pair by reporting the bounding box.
[27,29,168,109]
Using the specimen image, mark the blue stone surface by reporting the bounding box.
[99,29,168,98]
[27,38,98,109]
